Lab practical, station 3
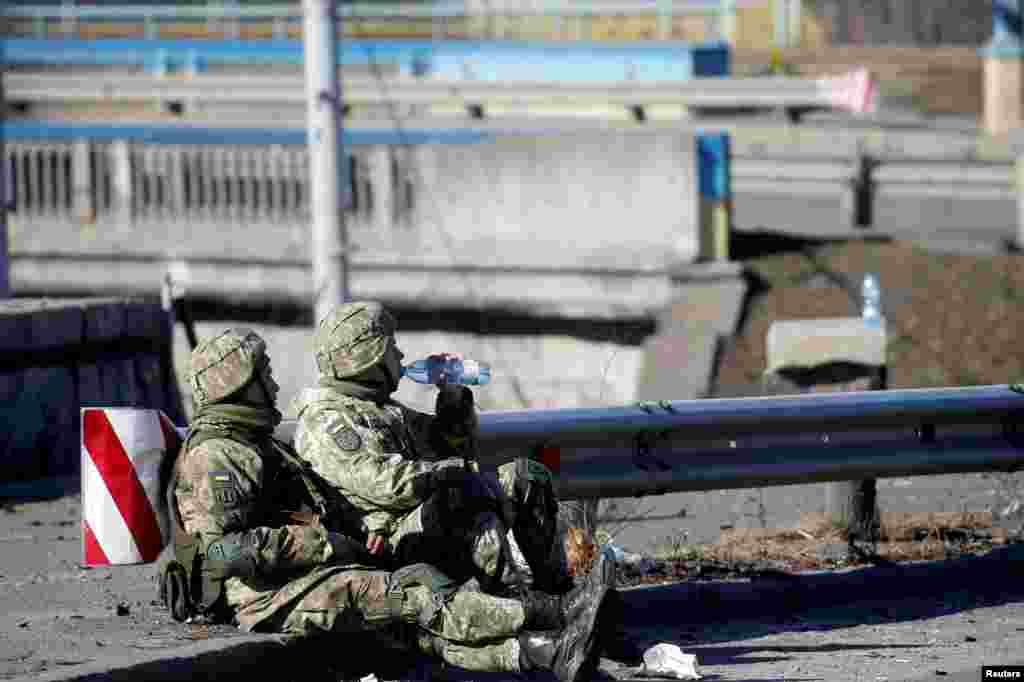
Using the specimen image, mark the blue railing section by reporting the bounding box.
[0,121,493,146]
[1,37,731,79]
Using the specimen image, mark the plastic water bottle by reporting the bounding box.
[402,357,491,386]
[861,273,883,326]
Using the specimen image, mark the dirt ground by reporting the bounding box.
[715,239,1024,394]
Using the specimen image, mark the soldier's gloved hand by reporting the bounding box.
[194,532,258,613]
[432,385,477,452]
[326,531,379,564]
[432,466,497,515]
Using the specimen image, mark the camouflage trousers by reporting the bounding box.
[264,569,524,672]
[388,458,570,593]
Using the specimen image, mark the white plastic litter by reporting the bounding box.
[605,543,659,575]
[640,643,701,680]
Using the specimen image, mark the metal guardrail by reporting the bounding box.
[267,384,1024,500]
[4,72,863,114]
[2,0,742,41]
[731,154,1017,214]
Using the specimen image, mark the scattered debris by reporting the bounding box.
[187,624,211,640]
[115,603,131,616]
[17,621,29,629]
[1000,500,1022,518]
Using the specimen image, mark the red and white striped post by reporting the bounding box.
[80,408,182,565]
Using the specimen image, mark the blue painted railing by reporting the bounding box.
[0,37,731,79]
[0,121,492,146]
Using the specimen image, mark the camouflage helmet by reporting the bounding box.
[189,327,268,409]
[314,301,396,379]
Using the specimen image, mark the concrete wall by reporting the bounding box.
[0,298,185,482]
[6,128,700,316]
[405,132,698,270]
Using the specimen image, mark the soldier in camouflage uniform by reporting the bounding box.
[290,301,573,597]
[160,327,616,682]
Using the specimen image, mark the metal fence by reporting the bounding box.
[4,140,393,225]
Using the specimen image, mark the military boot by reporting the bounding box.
[517,611,601,682]
[518,548,617,682]
[521,549,616,630]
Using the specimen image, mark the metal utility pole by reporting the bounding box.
[304,0,350,325]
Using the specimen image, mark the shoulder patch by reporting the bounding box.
[210,469,234,487]
[333,427,363,452]
[208,469,242,508]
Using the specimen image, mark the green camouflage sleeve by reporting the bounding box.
[175,440,336,575]
[294,405,439,516]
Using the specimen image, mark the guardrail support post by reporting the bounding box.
[765,317,888,552]
[842,150,875,229]
[72,139,94,225]
[697,133,732,262]
[983,1,1024,136]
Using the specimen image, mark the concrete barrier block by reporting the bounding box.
[115,356,144,406]
[121,299,168,342]
[84,300,127,343]
[136,354,168,412]
[1,298,184,482]
[766,317,887,375]
[77,363,103,406]
[0,299,85,353]
[0,366,76,480]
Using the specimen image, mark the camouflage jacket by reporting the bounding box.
[290,387,463,538]
[173,435,369,631]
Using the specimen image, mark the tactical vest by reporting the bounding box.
[159,430,335,623]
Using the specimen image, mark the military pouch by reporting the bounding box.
[162,529,230,622]
[159,560,193,623]
[388,563,459,627]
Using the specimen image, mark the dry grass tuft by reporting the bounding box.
[565,526,598,577]
[700,511,1008,567]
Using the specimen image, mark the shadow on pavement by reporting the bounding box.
[614,544,1024,658]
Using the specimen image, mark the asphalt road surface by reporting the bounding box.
[2,493,1024,681]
